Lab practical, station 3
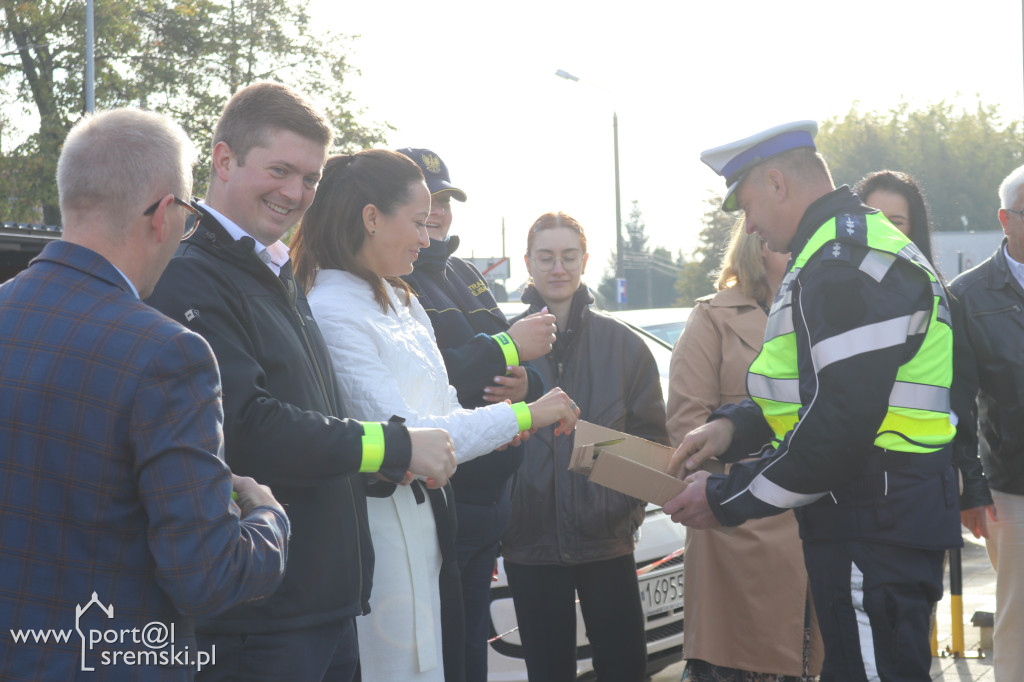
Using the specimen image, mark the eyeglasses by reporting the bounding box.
[530,253,583,272]
[1006,207,1024,220]
[144,196,202,240]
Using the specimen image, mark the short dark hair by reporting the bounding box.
[854,170,934,266]
[291,150,424,310]
[213,82,333,164]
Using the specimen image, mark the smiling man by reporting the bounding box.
[664,121,962,681]
[146,84,456,681]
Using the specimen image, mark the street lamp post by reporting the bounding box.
[85,0,95,113]
[555,69,624,300]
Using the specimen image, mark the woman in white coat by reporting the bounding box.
[290,150,579,682]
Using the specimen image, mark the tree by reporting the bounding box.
[596,200,682,309]
[818,101,1023,232]
[674,195,734,307]
[0,0,390,225]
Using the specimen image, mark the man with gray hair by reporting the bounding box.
[0,108,290,679]
[950,164,1024,681]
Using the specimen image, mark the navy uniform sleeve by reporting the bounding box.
[440,334,510,405]
[707,257,934,526]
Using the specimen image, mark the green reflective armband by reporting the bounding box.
[360,422,386,473]
[492,332,520,368]
[511,402,532,432]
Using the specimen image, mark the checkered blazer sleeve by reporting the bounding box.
[131,328,289,618]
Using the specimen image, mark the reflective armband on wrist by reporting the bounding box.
[359,422,386,473]
[492,332,520,367]
[511,402,532,432]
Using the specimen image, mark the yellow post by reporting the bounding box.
[951,594,965,656]
[949,548,965,656]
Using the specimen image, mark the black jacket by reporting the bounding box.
[709,187,962,549]
[951,240,1021,498]
[502,285,667,565]
[403,237,543,505]
[146,211,412,635]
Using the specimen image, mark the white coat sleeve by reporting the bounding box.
[310,287,520,463]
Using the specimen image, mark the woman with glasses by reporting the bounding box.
[668,219,823,682]
[289,151,579,682]
[501,211,667,682]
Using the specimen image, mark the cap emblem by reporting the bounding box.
[421,153,442,175]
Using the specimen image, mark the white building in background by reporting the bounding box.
[932,231,1005,279]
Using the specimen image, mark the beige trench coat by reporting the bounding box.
[667,287,823,676]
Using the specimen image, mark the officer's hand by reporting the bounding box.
[507,308,557,362]
[407,428,457,489]
[668,419,735,478]
[483,364,529,403]
[232,474,284,517]
[662,471,721,529]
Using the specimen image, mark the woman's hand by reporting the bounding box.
[483,365,529,403]
[526,388,580,436]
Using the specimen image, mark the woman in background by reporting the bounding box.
[854,169,936,268]
[290,151,578,682]
[667,219,823,682]
[502,211,666,682]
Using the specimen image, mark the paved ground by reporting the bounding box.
[651,529,997,681]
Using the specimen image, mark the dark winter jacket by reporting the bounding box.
[502,284,667,565]
[951,240,1022,499]
[146,210,412,635]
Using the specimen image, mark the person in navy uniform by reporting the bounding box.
[666,121,962,681]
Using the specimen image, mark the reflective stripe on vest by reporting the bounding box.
[747,211,955,453]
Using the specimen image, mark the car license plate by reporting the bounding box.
[638,568,684,617]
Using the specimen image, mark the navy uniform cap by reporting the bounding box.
[396,147,467,202]
[701,120,818,212]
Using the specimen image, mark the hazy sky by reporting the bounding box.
[307,0,1024,287]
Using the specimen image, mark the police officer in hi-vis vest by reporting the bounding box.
[663,121,962,682]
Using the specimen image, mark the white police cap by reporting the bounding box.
[701,120,818,212]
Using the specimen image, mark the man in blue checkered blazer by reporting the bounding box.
[0,109,290,680]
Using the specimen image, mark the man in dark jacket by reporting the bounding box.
[950,163,1024,681]
[397,148,556,682]
[147,84,456,682]
[665,121,962,681]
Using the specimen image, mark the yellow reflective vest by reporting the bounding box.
[747,211,955,454]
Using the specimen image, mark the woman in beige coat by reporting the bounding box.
[668,220,823,681]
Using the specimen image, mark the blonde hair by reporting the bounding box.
[715,216,772,306]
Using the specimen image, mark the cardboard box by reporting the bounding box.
[568,420,688,506]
